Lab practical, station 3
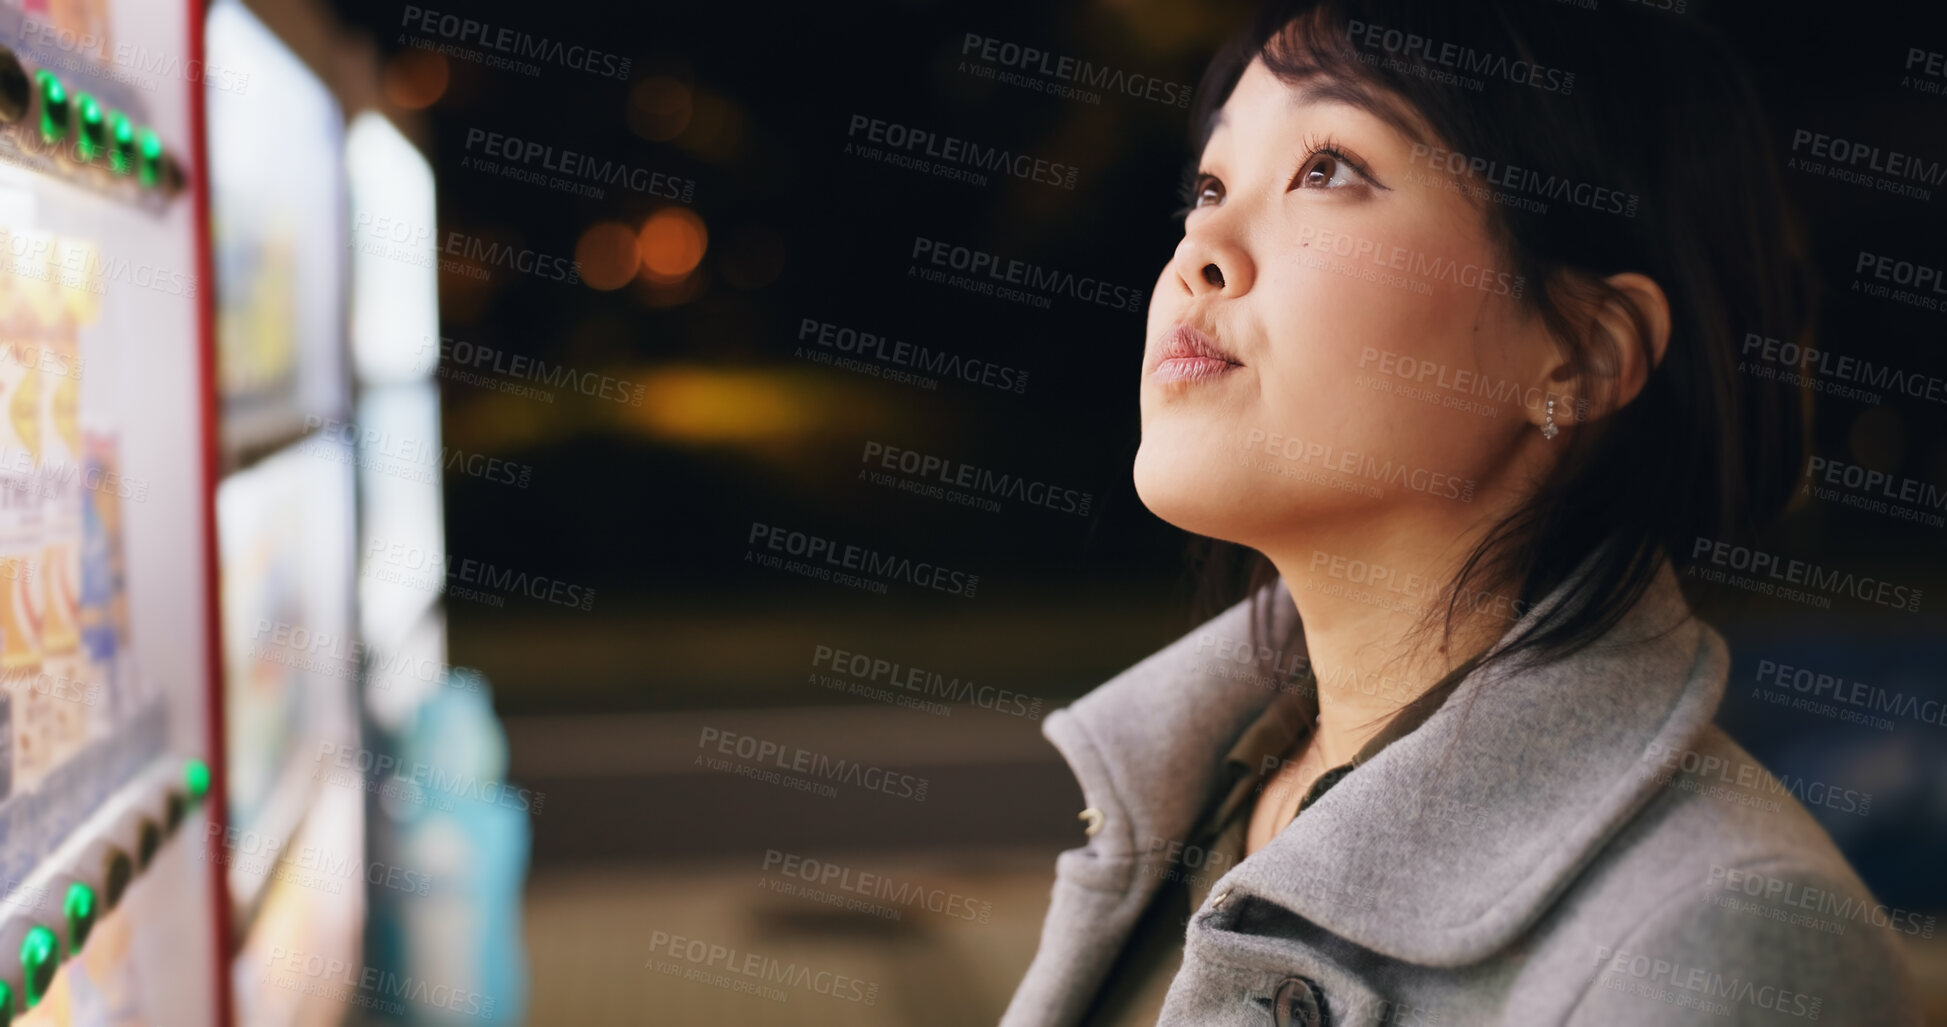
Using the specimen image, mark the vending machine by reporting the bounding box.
[204,3,365,1023]
[0,0,222,1023]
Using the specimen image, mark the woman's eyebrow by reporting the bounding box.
[1286,77,1431,148]
[1203,78,1429,153]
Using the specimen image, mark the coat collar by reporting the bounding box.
[1041,554,1725,966]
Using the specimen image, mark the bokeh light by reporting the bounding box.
[382,49,449,110]
[628,366,816,445]
[575,222,643,291]
[627,76,694,142]
[637,209,708,284]
[674,89,745,162]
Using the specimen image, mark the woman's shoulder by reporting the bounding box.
[1554,724,1923,1024]
[1618,725,1872,887]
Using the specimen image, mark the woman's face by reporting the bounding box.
[1134,57,1559,552]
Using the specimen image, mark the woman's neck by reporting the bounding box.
[1262,519,1516,767]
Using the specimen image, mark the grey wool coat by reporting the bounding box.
[1001,559,1923,1026]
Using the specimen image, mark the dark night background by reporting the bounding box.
[311,0,1945,1019]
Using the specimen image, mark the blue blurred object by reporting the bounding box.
[1715,620,1947,913]
[364,667,530,1024]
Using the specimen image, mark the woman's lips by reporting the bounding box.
[1151,324,1241,384]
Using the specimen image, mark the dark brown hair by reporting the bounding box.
[1185,0,1816,694]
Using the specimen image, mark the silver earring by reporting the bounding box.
[1542,397,1560,440]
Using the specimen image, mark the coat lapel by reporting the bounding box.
[1225,559,1724,965]
[1044,555,1724,975]
[1002,582,1300,1027]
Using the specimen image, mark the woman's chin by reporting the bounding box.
[1133,450,1244,541]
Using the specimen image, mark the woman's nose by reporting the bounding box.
[1172,224,1253,298]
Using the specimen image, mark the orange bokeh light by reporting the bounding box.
[383,49,449,110]
[576,222,643,291]
[637,209,708,284]
[627,76,693,142]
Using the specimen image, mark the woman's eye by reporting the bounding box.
[1193,176,1224,207]
[1296,152,1358,190]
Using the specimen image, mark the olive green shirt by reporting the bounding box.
[1075,669,1466,1027]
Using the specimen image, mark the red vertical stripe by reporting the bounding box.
[183,2,235,1025]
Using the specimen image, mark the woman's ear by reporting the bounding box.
[1538,271,1672,428]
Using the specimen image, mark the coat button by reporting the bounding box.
[1270,976,1323,1027]
[1078,808,1104,837]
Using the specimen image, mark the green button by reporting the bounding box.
[138,128,163,188]
[20,925,56,1008]
[35,69,66,145]
[75,93,104,162]
[185,758,210,802]
[108,112,135,174]
[64,883,96,956]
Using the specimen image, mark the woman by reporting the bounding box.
[1001,1,1923,1025]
